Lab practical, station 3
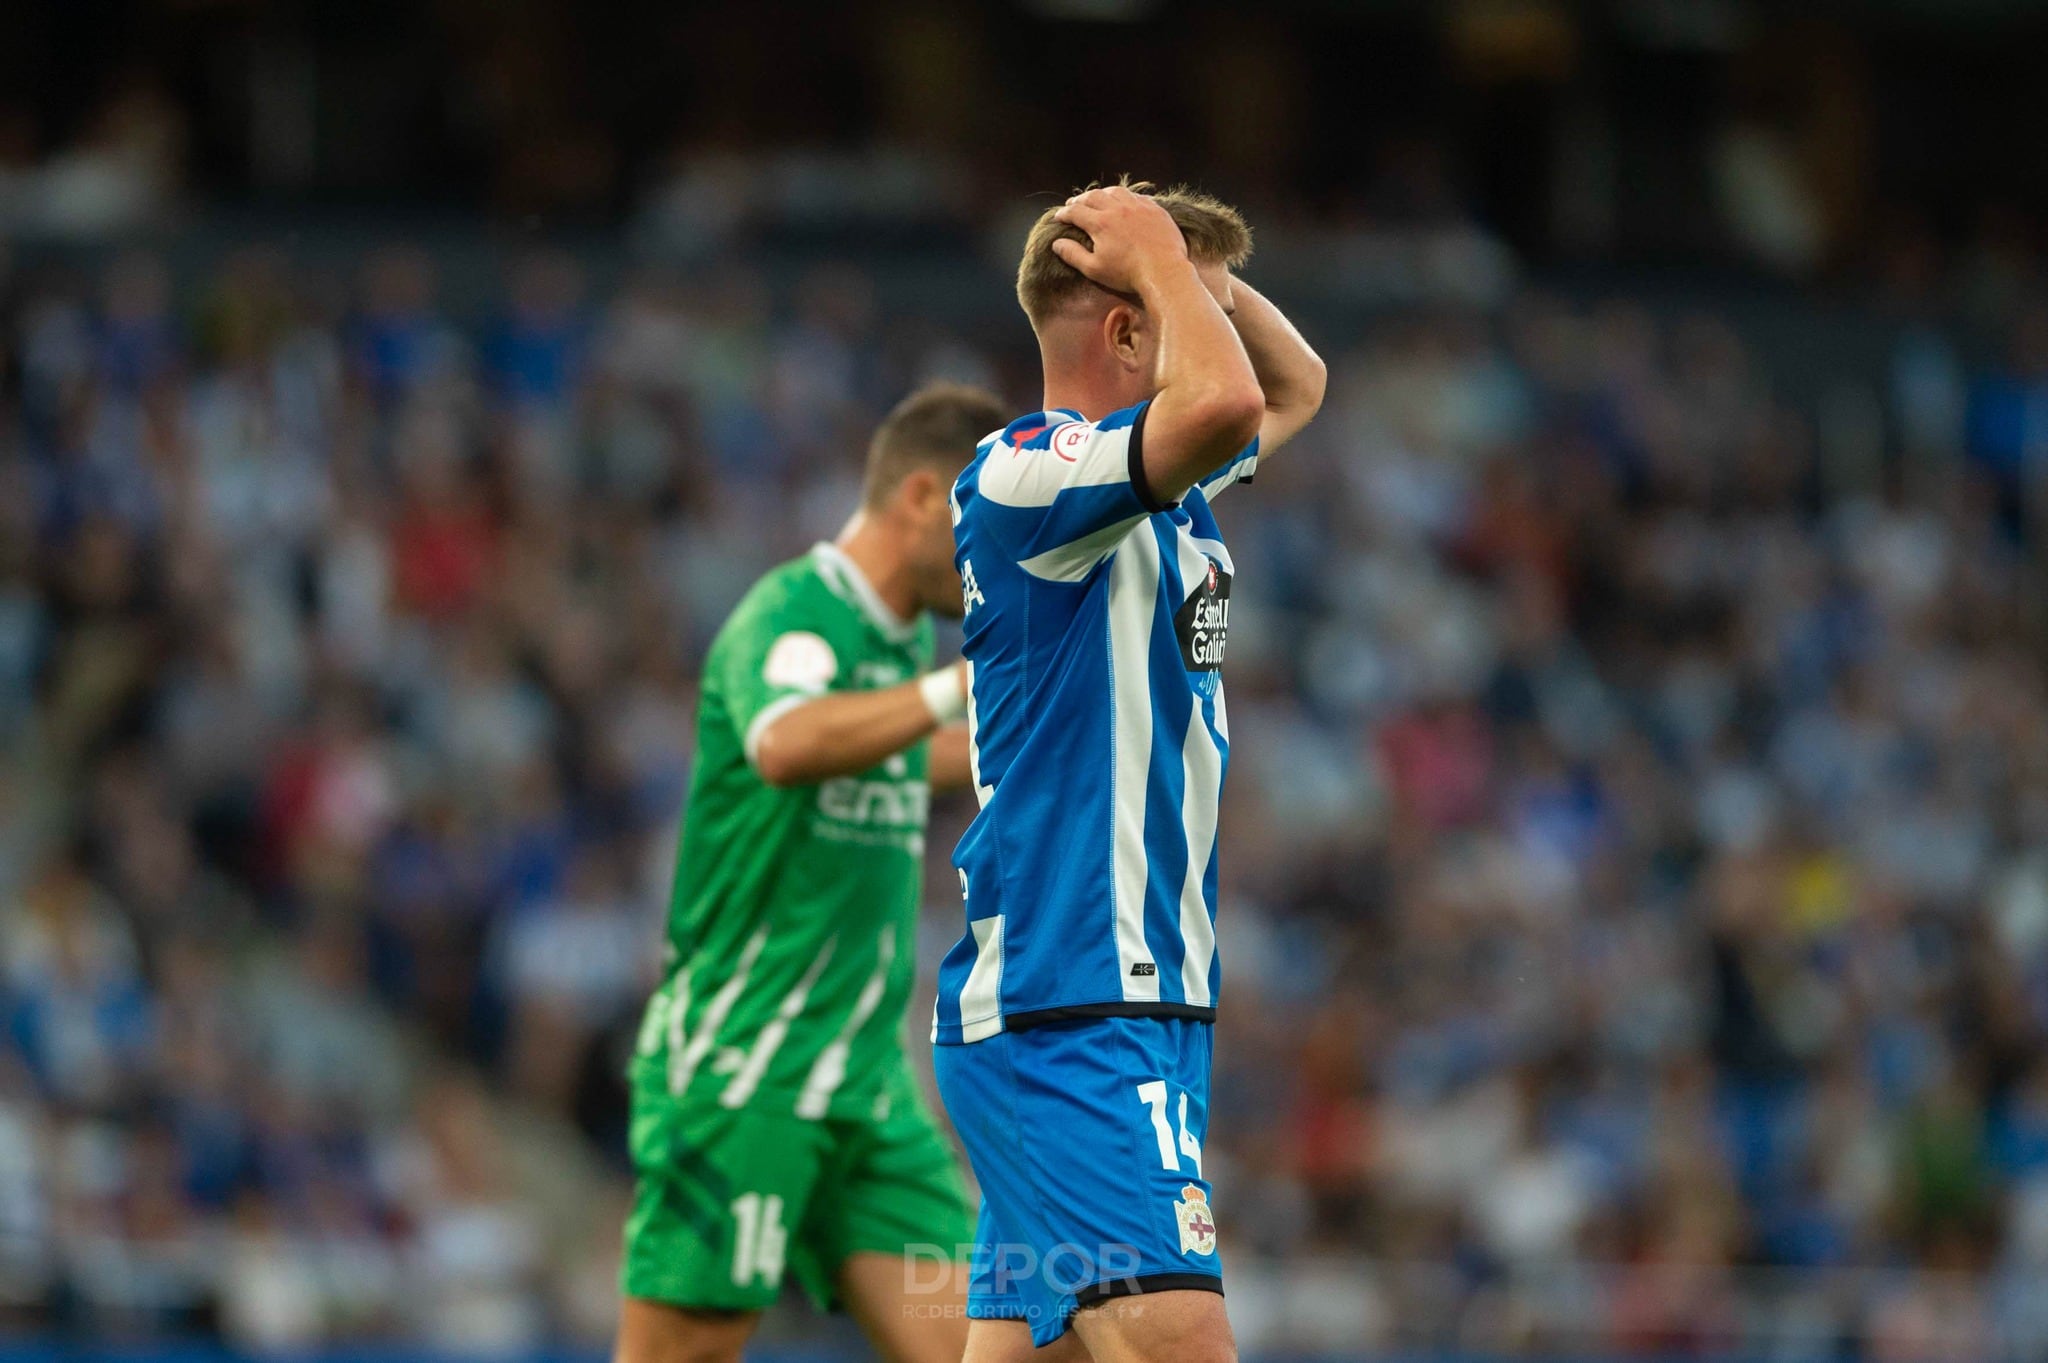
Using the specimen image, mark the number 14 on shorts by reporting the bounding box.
[729,1192,788,1287]
[1135,1080,1203,1177]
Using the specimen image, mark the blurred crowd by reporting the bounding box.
[5,225,2048,1359]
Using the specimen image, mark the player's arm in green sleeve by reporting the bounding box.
[730,629,969,789]
[753,678,965,788]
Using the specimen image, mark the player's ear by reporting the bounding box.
[1105,303,1144,372]
[896,466,945,518]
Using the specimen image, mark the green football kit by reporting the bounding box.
[622,542,971,1312]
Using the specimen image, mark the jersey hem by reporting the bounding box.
[932,999,1216,1043]
[630,1053,903,1123]
[1007,1000,1216,1031]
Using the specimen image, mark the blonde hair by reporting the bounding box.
[1015,177,1252,327]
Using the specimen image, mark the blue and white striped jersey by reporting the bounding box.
[933,401,1258,1044]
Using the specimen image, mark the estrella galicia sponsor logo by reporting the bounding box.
[1174,557,1231,673]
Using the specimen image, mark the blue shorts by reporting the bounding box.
[932,1014,1221,1346]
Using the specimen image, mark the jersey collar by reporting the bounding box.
[812,542,918,643]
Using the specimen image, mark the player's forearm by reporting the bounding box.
[926,725,975,792]
[1135,258,1266,504]
[1228,277,1326,449]
[752,683,947,788]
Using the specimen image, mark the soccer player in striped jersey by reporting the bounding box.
[934,183,1326,1361]
[615,384,1007,1363]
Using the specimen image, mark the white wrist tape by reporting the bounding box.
[918,666,968,725]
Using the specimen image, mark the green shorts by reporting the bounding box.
[621,1060,974,1313]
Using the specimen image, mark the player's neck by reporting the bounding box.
[1040,356,1138,422]
[832,514,919,622]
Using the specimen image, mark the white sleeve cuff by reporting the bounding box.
[742,693,815,771]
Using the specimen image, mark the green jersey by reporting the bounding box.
[634,542,937,1123]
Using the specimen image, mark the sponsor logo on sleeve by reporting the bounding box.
[763,631,838,692]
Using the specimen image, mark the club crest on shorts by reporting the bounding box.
[1175,1184,1217,1256]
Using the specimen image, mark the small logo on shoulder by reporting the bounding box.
[1129,962,1157,977]
[1052,422,1092,462]
[1176,1185,1218,1256]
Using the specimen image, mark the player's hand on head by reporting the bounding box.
[1051,186,1189,295]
